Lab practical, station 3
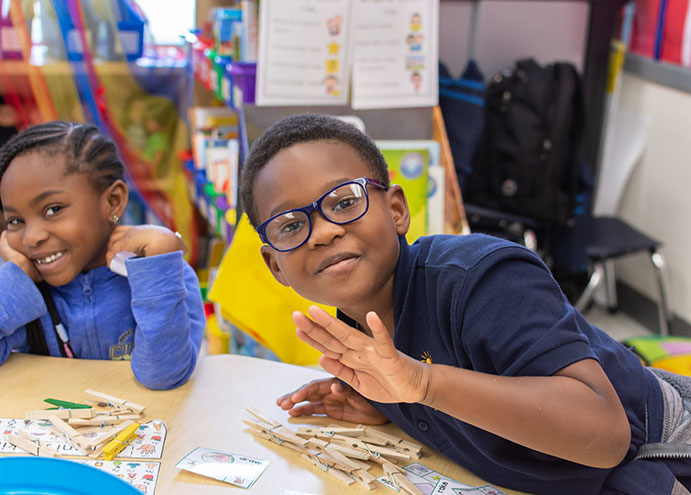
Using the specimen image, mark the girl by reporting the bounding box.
[0,121,205,390]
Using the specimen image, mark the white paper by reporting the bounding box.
[109,251,138,277]
[256,0,352,106]
[176,447,270,489]
[351,0,439,109]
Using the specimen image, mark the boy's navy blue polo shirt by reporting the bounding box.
[339,234,673,495]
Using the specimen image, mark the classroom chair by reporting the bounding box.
[464,203,539,252]
[574,216,671,335]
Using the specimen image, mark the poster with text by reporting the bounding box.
[256,0,352,106]
[351,0,438,109]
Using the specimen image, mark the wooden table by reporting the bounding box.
[0,353,525,494]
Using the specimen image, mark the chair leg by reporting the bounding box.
[650,250,671,336]
[603,259,618,312]
[575,262,604,313]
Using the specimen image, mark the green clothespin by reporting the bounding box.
[44,398,92,409]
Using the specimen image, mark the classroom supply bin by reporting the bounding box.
[227,62,256,105]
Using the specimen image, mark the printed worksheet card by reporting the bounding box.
[76,459,160,494]
[377,463,506,495]
[0,418,166,459]
[351,0,438,109]
[432,480,507,495]
[176,447,270,489]
[256,0,352,106]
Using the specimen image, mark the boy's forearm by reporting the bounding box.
[419,359,630,468]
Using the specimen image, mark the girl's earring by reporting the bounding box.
[111,214,119,225]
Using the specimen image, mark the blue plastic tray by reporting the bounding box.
[0,456,141,494]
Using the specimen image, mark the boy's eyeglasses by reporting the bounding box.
[256,176,388,252]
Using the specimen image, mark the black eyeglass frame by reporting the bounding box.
[256,176,388,252]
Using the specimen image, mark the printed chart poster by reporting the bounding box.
[256,0,352,106]
[352,0,439,109]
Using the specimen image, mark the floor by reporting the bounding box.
[581,304,654,342]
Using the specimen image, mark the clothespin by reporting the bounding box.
[8,430,59,457]
[324,447,371,471]
[243,418,308,448]
[84,420,133,448]
[48,414,82,440]
[68,414,141,426]
[102,422,140,461]
[351,468,377,490]
[26,408,94,420]
[84,390,145,414]
[325,425,367,437]
[244,409,308,446]
[245,407,281,427]
[44,398,92,409]
[248,427,306,454]
[382,462,422,495]
[362,426,423,458]
[334,437,412,462]
[325,441,371,460]
[48,415,89,455]
[300,452,355,485]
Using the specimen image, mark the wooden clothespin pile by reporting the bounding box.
[244,407,423,493]
[8,389,145,461]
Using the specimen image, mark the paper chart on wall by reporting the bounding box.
[256,0,352,106]
[351,0,439,109]
[0,418,167,458]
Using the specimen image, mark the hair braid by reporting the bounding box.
[0,121,125,209]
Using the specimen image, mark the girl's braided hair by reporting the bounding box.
[0,121,125,210]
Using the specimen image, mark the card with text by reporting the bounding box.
[176,447,270,489]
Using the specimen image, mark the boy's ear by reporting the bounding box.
[102,179,128,220]
[387,184,410,236]
[260,245,290,287]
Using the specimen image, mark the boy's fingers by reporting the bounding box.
[319,356,356,387]
[288,403,326,417]
[366,311,398,358]
[308,306,369,350]
[296,329,342,359]
[294,311,351,355]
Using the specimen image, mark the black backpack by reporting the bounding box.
[465,58,585,228]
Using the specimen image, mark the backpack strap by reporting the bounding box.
[25,283,75,358]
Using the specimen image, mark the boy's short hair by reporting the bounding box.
[240,113,389,227]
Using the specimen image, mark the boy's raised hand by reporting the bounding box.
[106,225,187,265]
[276,377,388,425]
[293,306,430,405]
[0,230,42,282]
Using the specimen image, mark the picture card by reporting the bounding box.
[176,446,270,489]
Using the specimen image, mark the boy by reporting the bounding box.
[239,113,691,495]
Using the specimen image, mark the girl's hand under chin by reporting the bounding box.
[0,230,42,282]
[105,225,187,266]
